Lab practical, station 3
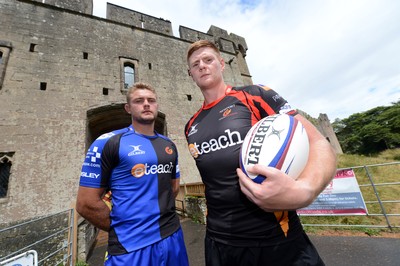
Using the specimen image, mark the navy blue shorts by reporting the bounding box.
[105,228,189,266]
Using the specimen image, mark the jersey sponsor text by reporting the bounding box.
[188,129,243,158]
[80,172,100,179]
[131,162,175,178]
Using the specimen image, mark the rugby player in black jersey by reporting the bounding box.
[184,40,337,266]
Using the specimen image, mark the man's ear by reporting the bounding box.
[220,57,225,71]
[124,103,131,114]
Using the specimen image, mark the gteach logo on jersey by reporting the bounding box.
[188,123,199,137]
[188,143,199,158]
[188,129,243,159]
[128,145,145,156]
[131,162,174,178]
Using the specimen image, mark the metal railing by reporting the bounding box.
[0,209,75,265]
[178,162,400,231]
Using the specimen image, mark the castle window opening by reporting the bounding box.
[0,51,3,64]
[186,94,192,101]
[124,64,135,89]
[0,153,14,198]
[40,82,47,91]
[83,52,88,59]
[29,43,36,52]
[148,63,152,70]
[103,88,109,95]
[140,15,145,29]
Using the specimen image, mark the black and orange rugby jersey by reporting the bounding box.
[184,85,302,247]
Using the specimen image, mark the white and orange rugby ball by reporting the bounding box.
[240,113,309,183]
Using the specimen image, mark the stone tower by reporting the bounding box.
[317,114,343,154]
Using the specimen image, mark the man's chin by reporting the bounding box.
[138,117,155,124]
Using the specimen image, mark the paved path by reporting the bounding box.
[88,218,400,266]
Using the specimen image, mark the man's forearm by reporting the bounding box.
[78,201,111,231]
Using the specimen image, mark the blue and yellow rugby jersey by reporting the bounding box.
[79,125,180,255]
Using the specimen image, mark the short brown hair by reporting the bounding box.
[186,40,221,64]
[126,82,157,103]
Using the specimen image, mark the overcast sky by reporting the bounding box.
[92,0,400,120]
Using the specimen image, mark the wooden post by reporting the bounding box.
[67,202,78,266]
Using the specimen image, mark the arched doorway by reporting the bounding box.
[86,103,166,148]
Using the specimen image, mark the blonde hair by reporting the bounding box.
[186,40,221,64]
[126,82,157,103]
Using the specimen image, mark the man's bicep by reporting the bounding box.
[76,186,106,211]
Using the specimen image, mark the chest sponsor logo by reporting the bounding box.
[219,104,237,121]
[128,145,145,156]
[223,108,232,116]
[188,129,243,158]
[131,162,174,178]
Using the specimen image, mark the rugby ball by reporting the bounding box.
[240,113,309,183]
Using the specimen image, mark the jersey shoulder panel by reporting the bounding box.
[79,127,132,188]
[232,84,296,117]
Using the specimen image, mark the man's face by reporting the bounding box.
[188,47,225,90]
[125,89,158,124]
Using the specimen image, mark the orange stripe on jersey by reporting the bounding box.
[244,92,276,119]
[229,88,277,126]
[227,90,260,125]
[274,210,290,237]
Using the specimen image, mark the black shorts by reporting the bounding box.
[205,232,325,266]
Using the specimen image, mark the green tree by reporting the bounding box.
[334,100,400,155]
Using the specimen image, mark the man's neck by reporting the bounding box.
[202,82,227,106]
[132,122,155,136]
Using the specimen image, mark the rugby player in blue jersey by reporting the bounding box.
[184,40,337,266]
[76,82,189,266]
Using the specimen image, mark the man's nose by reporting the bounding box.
[198,60,206,70]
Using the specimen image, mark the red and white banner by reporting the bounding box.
[297,169,368,216]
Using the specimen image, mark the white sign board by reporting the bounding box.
[297,169,368,216]
[0,250,38,266]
